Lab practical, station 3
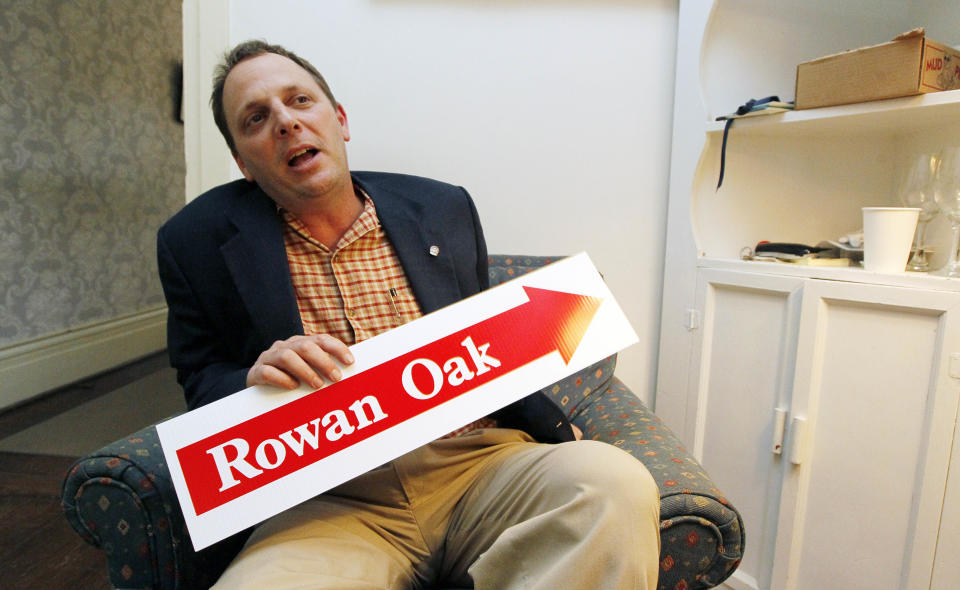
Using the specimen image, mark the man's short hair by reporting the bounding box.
[210,40,338,153]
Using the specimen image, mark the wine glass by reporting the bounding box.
[899,153,940,271]
[933,147,960,277]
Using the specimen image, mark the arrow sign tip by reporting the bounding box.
[522,286,603,364]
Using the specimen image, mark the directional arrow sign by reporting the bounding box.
[177,286,602,516]
[157,253,638,549]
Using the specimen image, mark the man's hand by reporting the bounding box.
[246,334,355,390]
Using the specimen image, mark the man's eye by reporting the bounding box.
[296,95,310,104]
[247,113,264,126]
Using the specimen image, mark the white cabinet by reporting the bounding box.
[686,266,960,589]
[688,270,802,590]
[774,278,960,590]
[657,1,960,588]
[932,416,960,587]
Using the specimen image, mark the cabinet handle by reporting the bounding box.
[772,408,788,455]
[790,416,808,465]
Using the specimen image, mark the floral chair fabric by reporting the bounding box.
[62,255,743,590]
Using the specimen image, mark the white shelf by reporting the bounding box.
[706,89,960,139]
[698,257,960,292]
[693,87,960,265]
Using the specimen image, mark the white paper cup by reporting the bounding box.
[862,207,920,273]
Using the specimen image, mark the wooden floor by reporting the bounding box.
[0,352,169,590]
[0,451,110,589]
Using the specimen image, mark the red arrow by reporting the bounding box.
[509,287,604,364]
[177,287,602,515]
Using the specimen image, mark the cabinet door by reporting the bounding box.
[690,269,805,590]
[772,279,960,590]
[931,414,960,587]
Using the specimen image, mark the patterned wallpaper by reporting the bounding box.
[0,0,183,348]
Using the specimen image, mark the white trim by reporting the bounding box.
[718,568,760,590]
[0,308,168,411]
[182,0,233,202]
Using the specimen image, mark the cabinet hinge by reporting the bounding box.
[949,353,960,379]
[685,309,701,331]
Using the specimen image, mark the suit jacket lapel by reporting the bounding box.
[354,175,462,314]
[217,177,462,347]
[221,184,303,344]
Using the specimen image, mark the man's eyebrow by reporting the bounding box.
[237,85,310,117]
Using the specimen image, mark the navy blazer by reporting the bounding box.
[157,171,574,443]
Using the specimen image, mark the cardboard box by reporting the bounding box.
[795,28,960,110]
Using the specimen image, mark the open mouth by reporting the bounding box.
[288,148,319,167]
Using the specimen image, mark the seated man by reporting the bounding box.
[157,39,660,589]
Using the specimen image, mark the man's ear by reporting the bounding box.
[337,103,350,142]
[232,151,255,182]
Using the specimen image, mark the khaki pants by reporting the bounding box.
[213,429,660,590]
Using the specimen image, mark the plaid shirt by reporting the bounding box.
[282,194,421,345]
[281,192,496,438]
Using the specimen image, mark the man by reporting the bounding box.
[158,40,659,589]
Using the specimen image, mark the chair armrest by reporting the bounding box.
[61,425,247,590]
[61,384,743,590]
[572,378,744,590]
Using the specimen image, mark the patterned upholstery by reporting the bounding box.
[61,254,743,589]
[487,255,743,589]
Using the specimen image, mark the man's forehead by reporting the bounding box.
[223,53,318,107]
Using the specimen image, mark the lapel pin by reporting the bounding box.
[429,245,440,257]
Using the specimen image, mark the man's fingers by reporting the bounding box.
[246,334,354,390]
[273,345,329,389]
[249,364,301,390]
[288,341,342,386]
[311,334,354,365]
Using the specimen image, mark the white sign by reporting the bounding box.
[157,253,638,550]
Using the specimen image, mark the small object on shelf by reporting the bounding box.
[816,240,863,263]
[743,241,853,267]
[861,207,921,273]
[838,231,863,249]
[754,241,830,260]
[716,100,795,121]
[792,257,852,267]
[933,146,960,277]
[795,28,960,110]
[716,96,794,190]
[899,153,941,271]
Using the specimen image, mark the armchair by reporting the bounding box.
[62,255,743,589]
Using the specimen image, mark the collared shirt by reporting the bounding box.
[281,191,496,438]
[281,194,422,345]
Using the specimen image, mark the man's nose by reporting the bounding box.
[275,108,300,136]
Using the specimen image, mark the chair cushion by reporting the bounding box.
[487,254,565,287]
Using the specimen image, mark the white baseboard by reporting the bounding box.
[0,308,168,411]
[718,569,760,590]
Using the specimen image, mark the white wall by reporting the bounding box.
[190,0,678,401]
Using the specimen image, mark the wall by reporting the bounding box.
[0,0,184,407]
[205,0,679,400]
